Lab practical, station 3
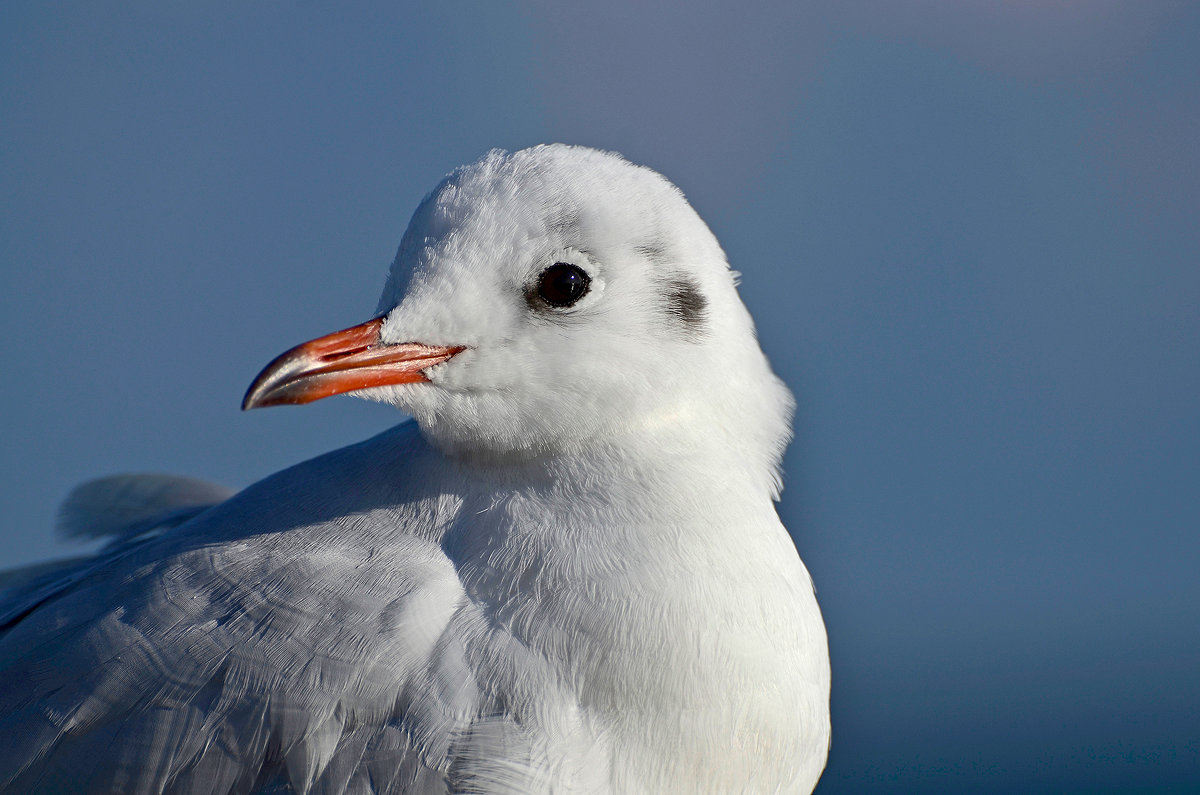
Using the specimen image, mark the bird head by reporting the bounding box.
[244,145,792,491]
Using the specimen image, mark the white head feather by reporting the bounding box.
[369,145,793,497]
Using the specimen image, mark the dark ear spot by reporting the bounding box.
[664,279,708,336]
[635,238,707,337]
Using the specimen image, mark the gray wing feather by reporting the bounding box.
[0,555,90,592]
[57,473,236,546]
[0,474,233,631]
[0,534,472,794]
[0,427,482,795]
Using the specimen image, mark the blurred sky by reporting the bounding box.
[2,1,1198,791]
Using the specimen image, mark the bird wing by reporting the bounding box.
[0,424,479,795]
[0,474,236,627]
[57,473,238,547]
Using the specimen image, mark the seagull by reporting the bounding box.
[0,145,830,794]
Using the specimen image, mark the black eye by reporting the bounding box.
[536,262,591,307]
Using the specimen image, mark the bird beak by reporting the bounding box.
[242,317,464,410]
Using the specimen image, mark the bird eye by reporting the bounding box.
[536,262,591,308]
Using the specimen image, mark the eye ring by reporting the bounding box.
[536,262,591,308]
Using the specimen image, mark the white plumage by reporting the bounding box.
[0,145,830,793]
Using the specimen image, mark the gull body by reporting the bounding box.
[0,145,830,793]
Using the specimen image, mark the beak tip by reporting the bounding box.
[241,378,272,411]
[242,384,290,411]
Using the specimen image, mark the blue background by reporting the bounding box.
[2,2,1197,791]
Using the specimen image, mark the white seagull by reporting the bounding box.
[0,145,830,794]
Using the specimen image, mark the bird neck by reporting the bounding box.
[436,420,825,793]
[443,418,797,615]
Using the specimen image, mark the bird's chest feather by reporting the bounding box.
[440,478,827,792]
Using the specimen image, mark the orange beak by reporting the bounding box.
[242,317,464,410]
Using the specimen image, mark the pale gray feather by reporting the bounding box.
[0,425,476,794]
[58,473,236,545]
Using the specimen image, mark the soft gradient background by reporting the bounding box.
[3,2,1197,791]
